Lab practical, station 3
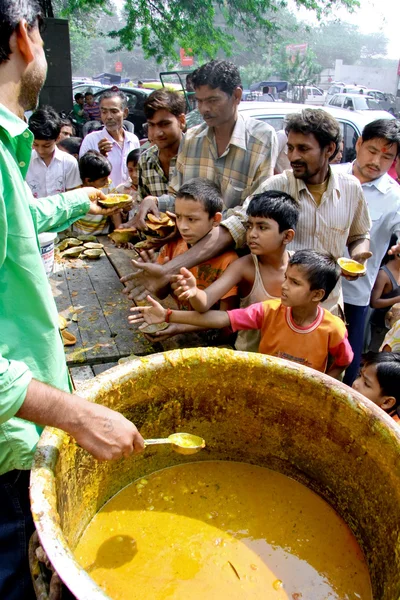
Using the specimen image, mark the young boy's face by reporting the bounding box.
[352,364,393,409]
[127,161,138,187]
[281,265,323,308]
[85,176,110,189]
[245,216,289,255]
[85,94,94,106]
[175,197,221,246]
[147,109,185,150]
[33,139,56,161]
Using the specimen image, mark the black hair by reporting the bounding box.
[246,191,299,232]
[381,234,398,265]
[84,121,104,135]
[99,90,127,110]
[126,148,140,167]
[29,105,61,140]
[362,352,400,407]
[60,118,74,134]
[74,92,84,102]
[138,81,143,85]
[176,177,223,217]
[84,91,94,98]
[0,0,43,64]
[144,89,186,119]
[58,136,82,155]
[361,119,400,157]
[288,249,341,302]
[79,150,111,182]
[285,109,342,159]
[191,60,241,96]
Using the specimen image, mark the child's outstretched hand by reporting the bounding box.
[171,267,198,301]
[128,295,166,329]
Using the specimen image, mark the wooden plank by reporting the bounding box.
[92,362,118,376]
[84,251,154,357]
[100,235,137,280]
[70,365,94,388]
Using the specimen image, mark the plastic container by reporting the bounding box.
[30,348,400,599]
[38,232,57,277]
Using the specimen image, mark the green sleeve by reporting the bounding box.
[29,188,91,233]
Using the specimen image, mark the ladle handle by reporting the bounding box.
[144,438,171,447]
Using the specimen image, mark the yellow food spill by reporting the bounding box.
[338,259,365,273]
[75,462,372,600]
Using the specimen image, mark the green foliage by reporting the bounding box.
[50,0,360,62]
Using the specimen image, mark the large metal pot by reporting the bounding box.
[30,348,400,599]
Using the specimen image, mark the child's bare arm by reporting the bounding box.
[326,365,346,380]
[131,256,170,300]
[128,295,231,329]
[112,213,123,229]
[173,259,245,313]
[370,270,400,308]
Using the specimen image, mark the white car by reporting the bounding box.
[185,102,397,164]
[325,84,367,105]
[325,93,392,118]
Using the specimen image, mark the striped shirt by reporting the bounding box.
[138,144,177,201]
[222,168,371,313]
[158,114,278,213]
[84,102,101,121]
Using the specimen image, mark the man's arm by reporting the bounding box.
[30,188,121,234]
[18,379,144,460]
[121,226,235,301]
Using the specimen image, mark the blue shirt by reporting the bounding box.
[336,163,400,306]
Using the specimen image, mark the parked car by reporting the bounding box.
[288,85,325,105]
[364,89,398,116]
[325,84,367,105]
[72,82,108,100]
[184,101,396,164]
[92,86,153,139]
[325,93,393,120]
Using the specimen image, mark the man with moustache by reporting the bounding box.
[334,119,400,385]
[123,109,371,319]
[79,89,140,188]
[0,3,144,597]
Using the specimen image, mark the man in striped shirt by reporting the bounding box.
[123,109,371,312]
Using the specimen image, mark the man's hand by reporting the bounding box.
[171,267,198,301]
[133,196,160,230]
[343,250,372,281]
[98,137,113,157]
[128,295,166,328]
[84,187,123,217]
[70,400,144,461]
[121,260,171,301]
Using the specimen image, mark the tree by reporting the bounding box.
[40,0,360,63]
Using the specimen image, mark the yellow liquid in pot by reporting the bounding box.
[75,461,372,599]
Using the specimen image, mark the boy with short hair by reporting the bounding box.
[26,106,81,198]
[129,249,353,378]
[133,178,238,314]
[84,91,101,122]
[57,136,83,159]
[174,191,298,351]
[72,150,121,235]
[72,92,87,127]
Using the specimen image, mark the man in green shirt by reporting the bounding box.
[0,3,144,598]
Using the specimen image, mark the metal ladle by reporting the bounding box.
[144,433,206,455]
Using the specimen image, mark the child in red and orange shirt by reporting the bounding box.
[129,249,353,379]
[154,178,239,311]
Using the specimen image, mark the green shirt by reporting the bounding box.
[73,102,87,124]
[0,103,91,475]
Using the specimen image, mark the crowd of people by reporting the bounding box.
[1,0,400,598]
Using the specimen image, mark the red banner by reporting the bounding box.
[115,61,122,73]
[180,48,194,67]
